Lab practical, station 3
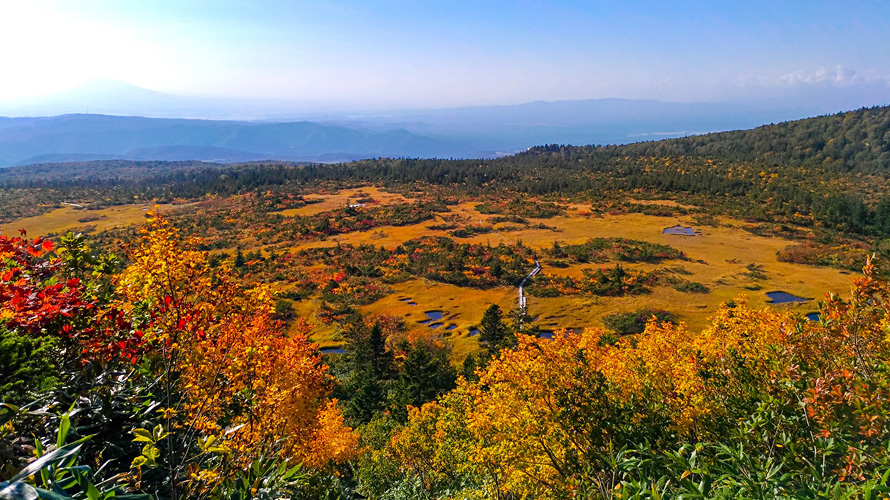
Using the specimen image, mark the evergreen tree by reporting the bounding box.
[367,322,394,380]
[391,340,456,421]
[347,364,387,424]
[479,304,514,355]
[509,306,540,338]
[339,321,395,424]
[874,198,890,237]
[461,353,482,382]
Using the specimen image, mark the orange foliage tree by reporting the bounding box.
[115,213,357,492]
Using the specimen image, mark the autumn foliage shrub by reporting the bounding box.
[385,260,890,498]
[1,215,357,499]
[776,240,869,271]
[9,213,890,498]
[548,238,685,264]
[117,215,357,477]
[528,264,654,298]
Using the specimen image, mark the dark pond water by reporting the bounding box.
[428,322,444,329]
[419,319,432,325]
[424,311,445,320]
[537,328,581,340]
[766,291,808,303]
[445,324,457,330]
[320,347,345,354]
[468,328,479,336]
[806,312,821,321]
[663,225,698,236]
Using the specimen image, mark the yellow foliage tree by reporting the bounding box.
[391,300,796,497]
[116,213,357,490]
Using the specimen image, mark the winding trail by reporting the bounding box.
[518,253,541,310]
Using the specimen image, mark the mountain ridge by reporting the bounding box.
[2,79,887,158]
[0,113,475,167]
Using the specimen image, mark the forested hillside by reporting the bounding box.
[539,105,890,171]
[4,106,890,236]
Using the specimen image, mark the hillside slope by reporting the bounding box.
[529,105,890,172]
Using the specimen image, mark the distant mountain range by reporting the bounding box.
[0,114,470,167]
[0,79,887,167]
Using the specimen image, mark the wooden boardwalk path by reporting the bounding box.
[518,254,541,310]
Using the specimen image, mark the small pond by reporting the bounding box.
[766,291,809,304]
[468,328,480,336]
[320,347,345,354]
[445,324,457,331]
[663,225,698,236]
[806,312,820,321]
[399,297,418,305]
[419,311,446,327]
[537,328,581,340]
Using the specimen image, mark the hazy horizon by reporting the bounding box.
[1,0,888,165]
[2,1,889,112]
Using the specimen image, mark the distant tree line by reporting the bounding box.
[2,105,890,236]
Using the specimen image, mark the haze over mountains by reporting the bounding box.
[0,79,888,167]
[0,114,466,167]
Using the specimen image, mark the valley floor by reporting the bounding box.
[3,186,855,361]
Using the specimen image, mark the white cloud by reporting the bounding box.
[773,65,890,88]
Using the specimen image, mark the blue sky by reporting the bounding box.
[1,0,889,108]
